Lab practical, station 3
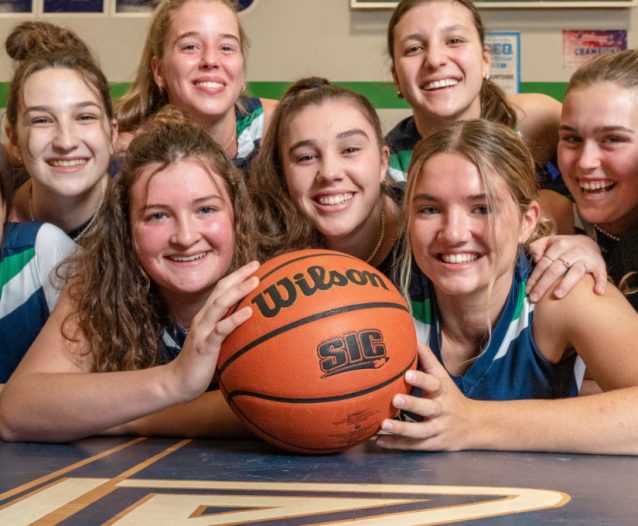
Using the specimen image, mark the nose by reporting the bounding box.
[577,141,601,172]
[315,151,343,183]
[199,44,219,70]
[439,208,471,244]
[52,120,80,151]
[171,214,200,247]
[425,41,446,69]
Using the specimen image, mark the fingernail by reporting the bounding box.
[376,438,386,447]
[554,288,564,298]
[406,371,416,383]
[393,395,405,408]
[382,420,394,432]
[529,292,538,302]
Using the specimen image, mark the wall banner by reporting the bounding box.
[562,30,627,68]
[485,32,521,95]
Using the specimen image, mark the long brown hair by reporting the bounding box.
[249,77,390,262]
[115,0,249,134]
[398,119,553,298]
[64,117,257,372]
[387,0,516,128]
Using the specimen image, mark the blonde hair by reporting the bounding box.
[116,0,249,133]
[398,119,553,301]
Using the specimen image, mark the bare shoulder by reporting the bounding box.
[259,98,279,130]
[534,276,638,367]
[508,93,562,164]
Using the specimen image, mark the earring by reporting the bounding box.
[397,91,404,99]
[484,74,491,81]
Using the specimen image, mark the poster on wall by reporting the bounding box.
[44,0,103,12]
[116,0,154,13]
[485,32,520,95]
[0,0,32,13]
[562,30,627,68]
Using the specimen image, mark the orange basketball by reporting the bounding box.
[217,249,417,454]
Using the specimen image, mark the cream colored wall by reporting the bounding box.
[0,0,636,132]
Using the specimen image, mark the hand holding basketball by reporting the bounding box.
[167,261,260,403]
[377,341,477,452]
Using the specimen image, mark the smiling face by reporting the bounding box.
[280,99,389,251]
[130,157,235,311]
[14,67,114,198]
[558,82,638,236]
[391,0,490,127]
[409,151,537,300]
[151,0,245,127]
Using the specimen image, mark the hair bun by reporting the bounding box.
[5,21,91,62]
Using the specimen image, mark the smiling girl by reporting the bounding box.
[556,50,638,310]
[116,0,277,171]
[385,0,569,225]
[0,118,259,442]
[376,120,638,455]
[5,22,117,243]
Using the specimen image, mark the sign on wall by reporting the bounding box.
[485,32,520,94]
[562,30,627,67]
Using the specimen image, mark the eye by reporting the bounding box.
[198,205,219,215]
[179,42,199,52]
[145,211,169,222]
[404,44,424,56]
[601,135,628,146]
[29,115,52,126]
[416,205,439,215]
[342,146,361,156]
[220,43,238,54]
[77,113,99,122]
[293,152,317,163]
[447,36,465,46]
[559,133,582,145]
[472,204,491,215]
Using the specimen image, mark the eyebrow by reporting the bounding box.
[174,31,240,45]
[559,124,635,134]
[24,101,102,113]
[399,25,470,43]
[288,128,370,153]
[412,192,487,202]
[141,194,225,211]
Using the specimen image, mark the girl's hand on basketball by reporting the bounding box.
[167,260,260,403]
[376,341,476,452]
[526,235,607,302]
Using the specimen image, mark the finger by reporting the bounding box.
[551,262,588,299]
[380,416,437,440]
[376,435,439,451]
[195,275,260,332]
[209,260,260,300]
[526,254,555,295]
[591,269,608,296]
[404,369,441,395]
[392,390,441,419]
[527,259,571,302]
[204,305,254,350]
[526,236,549,263]
[416,341,445,375]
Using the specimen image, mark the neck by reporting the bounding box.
[413,99,482,140]
[597,214,638,239]
[27,177,106,234]
[193,110,238,157]
[163,289,211,331]
[325,195,398,265]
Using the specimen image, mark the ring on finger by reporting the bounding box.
[558,257,570,269]
[581,261,588,272]
[542,254,554,262]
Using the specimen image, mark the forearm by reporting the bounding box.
[106,390,253,440]
[470,388,638,455]
[0,366,180,442]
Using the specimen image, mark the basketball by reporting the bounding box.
[217,249,418,454]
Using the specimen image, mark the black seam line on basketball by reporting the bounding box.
[226,358,415,404]
[219,301,410,375]
[227,251,360,315]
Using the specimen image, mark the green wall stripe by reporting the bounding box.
[0,81,569,110]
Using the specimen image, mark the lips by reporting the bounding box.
[422,78,459,91]
[579,178,616,195]
[315,193,354,206]
[47,158,88,168]
[168,252,209,262]
[194,81,224,89]
[439,252,478,264]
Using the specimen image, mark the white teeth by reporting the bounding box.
[171,253,207,262]
[317,193,353,206]
[50,159,86,167]
[580,180,614,192]
[441,253,477,264]
[196,81,223,89]
[425,79,459,90]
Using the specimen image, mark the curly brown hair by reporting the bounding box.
[249,77,391,262]
[63,117,257,372]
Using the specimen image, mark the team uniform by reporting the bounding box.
[574,208,638,311]
[0,222,76,382]
[407,256,583,405]
[235,96,266,172]
[385,115,569,195]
